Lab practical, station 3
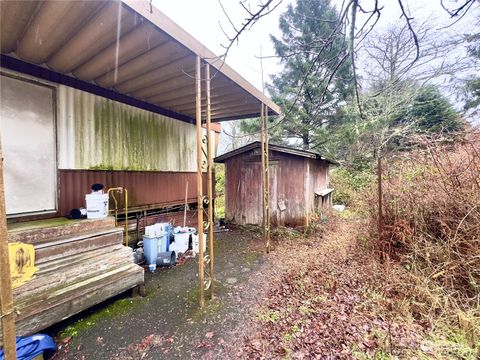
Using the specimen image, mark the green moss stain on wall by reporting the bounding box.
[68,88,198,171]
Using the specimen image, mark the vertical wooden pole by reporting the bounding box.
[260,104,265,248]
[260,104,270,254]
[264,105,270,253]
[377,153,383,257]
[0,139,17,359]
[195,56,205,308]
[205,64,215,299]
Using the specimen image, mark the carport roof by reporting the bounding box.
[0,0,280,123]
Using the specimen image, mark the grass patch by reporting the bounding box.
[283,324,301,342]
[256,306,281,323]
[351,344,392,360]
[419,325,480,360]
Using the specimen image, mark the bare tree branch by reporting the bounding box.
[397,0,420,71]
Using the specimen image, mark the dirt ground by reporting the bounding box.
[49,227,268,359]
[48,217,458,359]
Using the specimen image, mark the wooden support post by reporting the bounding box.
[377,153,383,257]
[195,56,205,308]
[205,63,215,299]
[260,104,270,254]
[264,104,270,253]
[0,139,17,359]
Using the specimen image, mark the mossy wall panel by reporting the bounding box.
[57,86,199,172]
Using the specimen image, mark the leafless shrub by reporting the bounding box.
[368,129,480,312]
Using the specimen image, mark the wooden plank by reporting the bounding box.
[35,245,128,276]
[14,247,134,299]
[35,230,122,264]
[8,217,116,244]
[0,138,16,357]
[7,267,143,338]
[14,263,141,321]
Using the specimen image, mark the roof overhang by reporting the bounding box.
[0,0,280,123]
[214,141,337,164]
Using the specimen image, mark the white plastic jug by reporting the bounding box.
[192,233,207,255]
[85,193,109,219]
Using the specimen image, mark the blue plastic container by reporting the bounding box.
[143,235,158,266]
[157,223,172,250]
[157,233,167,253]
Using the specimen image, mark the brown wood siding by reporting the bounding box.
[224,150,327,227]
[277,156,305,227]
[58,169,209,216]
[308,159,329,213]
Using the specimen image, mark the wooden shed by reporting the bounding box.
[215,142,334,227]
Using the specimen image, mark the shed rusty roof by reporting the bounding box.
[214,141,337,164]
[0,0,280,122]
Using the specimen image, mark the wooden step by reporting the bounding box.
[15,261,141,321]
[3,263,143,338]
[8,217,116,244]
[34,228,123,264]
[14,246,134,300]
[1,216,145,342]
[35,244,127,275]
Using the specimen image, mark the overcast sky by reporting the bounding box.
[154,0,479,152]
[154,0,478,93]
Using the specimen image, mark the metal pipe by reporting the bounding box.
[107,187,129,247]
[109,190,119,227]
[125,188,129,247]
[195,55,205,308]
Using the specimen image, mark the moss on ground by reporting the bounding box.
[8,217,74,231]
[184,280,228,323]
[59,297,140,339]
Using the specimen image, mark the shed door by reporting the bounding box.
[240,162,277,226]
[0,74,57,215]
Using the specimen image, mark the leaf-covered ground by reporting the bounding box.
[221,219,425,359]
[50,217,477,359]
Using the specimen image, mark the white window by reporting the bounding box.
[0,73,57,216]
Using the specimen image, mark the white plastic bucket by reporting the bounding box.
[85,193,109,219]
[193,233,207,255]
[173,232,191,254]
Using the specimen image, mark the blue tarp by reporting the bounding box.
[0,334,56,360]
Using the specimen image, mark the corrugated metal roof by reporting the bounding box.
[214,141,337,164]
[0,0,280,122]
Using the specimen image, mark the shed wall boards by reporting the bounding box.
[0,74,57,215]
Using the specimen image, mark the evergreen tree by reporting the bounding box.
[407,86,465,133]
[464,33,480,112]
[265,0,353,150]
